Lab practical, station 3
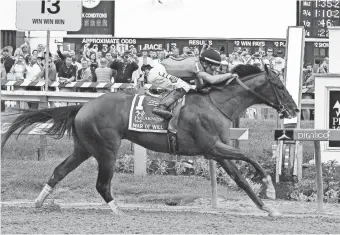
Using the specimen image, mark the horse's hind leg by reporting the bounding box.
[215,159,281,217]
[35,136,90,207]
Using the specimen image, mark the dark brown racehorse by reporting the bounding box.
[1,64,299,216]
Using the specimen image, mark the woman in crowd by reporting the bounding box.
[0,63,6,79]
[9,55,27,80]
[89,51,98,70]
[95,58,112,83]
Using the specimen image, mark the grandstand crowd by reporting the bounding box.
[1,39,329,89]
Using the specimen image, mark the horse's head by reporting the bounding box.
[231,64,299,119]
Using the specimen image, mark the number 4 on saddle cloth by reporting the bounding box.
[128,93,185,154]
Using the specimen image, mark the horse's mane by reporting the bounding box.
[230,64,263,78]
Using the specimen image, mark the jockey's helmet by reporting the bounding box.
[200,49,221,66]
[141,64,153,71]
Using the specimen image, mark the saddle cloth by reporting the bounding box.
[128,93,184,133]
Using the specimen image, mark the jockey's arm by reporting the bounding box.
[197,71,236,84]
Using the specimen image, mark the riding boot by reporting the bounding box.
[152,88,187,120]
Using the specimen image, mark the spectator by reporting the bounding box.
[303,63,313,86]
[157,51,166,62]
[313,58,322,73]
[130,46,137,55]
[14,39,31,58]
[77,59,92,82]
[138,48,153,66]
[171,48,180,58]
[58,55,77,84]
[25,55,42,109]
[89,51,98,70]
[110,53,138,83]
[272,50,285,75]
[26,55,41,81]
[319,57,329,73]
[10,55,27,80]
[262,48,275,68]
[220,53,227,61]
[105,52,114,68]
[55,45,67,72]
[57,47,81,73]
[219,60,229,74]
[87,59,97,82]
[0,63,6,79]
[1,48,15,73]
[0,62,6,112]
[39,56,57,84]
[150,51,160,66]
[37,44,45,58]
[97,51,103,62]
[95,58,112,83]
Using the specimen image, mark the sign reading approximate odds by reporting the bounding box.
[298,0,340,38]
[16,0,82,31]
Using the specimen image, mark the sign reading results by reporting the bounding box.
[16,0,82,31]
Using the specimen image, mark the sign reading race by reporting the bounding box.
[299,0,340,38]
[16,0,82,31]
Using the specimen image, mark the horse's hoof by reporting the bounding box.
[34,199,43,208]
[269,211,282,217]
[112,208,126,216]
[266,189,276,200]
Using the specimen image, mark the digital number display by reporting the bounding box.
[299,0,340,38]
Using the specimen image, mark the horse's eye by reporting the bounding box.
[278,85,284,90]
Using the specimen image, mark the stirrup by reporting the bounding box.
[152,107,174,120]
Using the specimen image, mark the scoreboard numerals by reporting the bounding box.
[303,9,312,16]
[41,0,61,14]
[303,20,311,27]
[304,29,311,37]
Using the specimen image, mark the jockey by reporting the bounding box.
[147,49,239,119]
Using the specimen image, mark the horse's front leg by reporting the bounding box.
[209,141,276,200]
[213,158,281,217]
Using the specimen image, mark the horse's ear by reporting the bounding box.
[264,63,269,73]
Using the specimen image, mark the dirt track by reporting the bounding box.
[2,202,340,234]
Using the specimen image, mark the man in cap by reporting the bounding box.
[1,48,15,73]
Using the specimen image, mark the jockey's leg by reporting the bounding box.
[147,65,191,120]
[152,87,188,120]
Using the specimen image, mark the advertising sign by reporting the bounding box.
[329,90,340,147]
[16,0,82,31]
[68,0,115,35]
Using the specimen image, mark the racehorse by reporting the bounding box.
[1,64,299,217]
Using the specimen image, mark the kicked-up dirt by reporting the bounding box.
[1,200,340,234]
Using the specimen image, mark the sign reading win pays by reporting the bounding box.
[16,0,82,31]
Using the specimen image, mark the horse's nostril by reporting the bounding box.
[295,108,300,113]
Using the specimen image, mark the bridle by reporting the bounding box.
[232,70,290,118]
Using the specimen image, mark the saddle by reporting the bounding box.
[128,90,185,154]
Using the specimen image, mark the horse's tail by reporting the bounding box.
[1,105,83,152]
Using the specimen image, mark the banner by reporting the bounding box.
[329,90,340,147]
